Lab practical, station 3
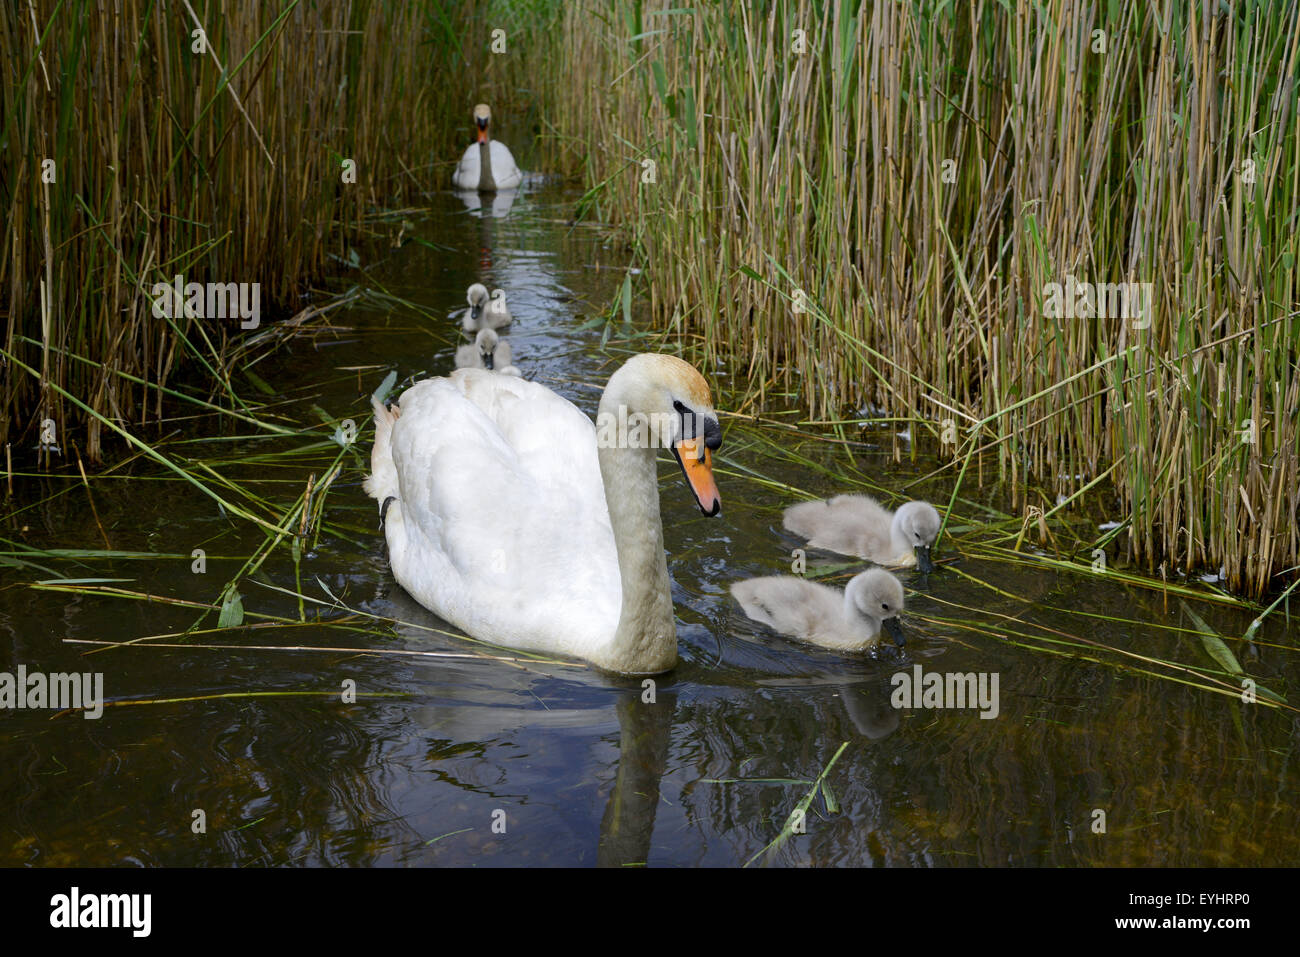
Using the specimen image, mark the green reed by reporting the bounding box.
[542,0,1300,599]
[1,0,558,461]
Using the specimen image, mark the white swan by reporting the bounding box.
[365,353,723,674]
[783,495,941,572]
[451,104,523,192]
[454,328,514,372]
[462,284,512,331]
[730,568,906,652]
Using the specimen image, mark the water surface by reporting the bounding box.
[2,185,1296,866]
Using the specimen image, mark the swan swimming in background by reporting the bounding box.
[454,328,514,372]
[730,568,906,652]
[451,104,523,192]
[462,284,512,331]
[783,495,942,572]
[365,354,723,674]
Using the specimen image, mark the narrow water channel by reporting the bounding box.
[3,183,1296,867]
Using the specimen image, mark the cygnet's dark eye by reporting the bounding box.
[881,603,890,611]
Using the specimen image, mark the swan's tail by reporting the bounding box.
[363,394,399,509]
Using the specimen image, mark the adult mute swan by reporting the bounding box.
[454,328,513,372]
[731,568,906,652]
[462,284,512,331]
[365,354,723,674]
[783,495,941,572]
[451,104,523,192]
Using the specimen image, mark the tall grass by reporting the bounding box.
[0,0,559,462]
[545,0,1300,597]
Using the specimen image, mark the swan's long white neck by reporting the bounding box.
[594,371,676,673]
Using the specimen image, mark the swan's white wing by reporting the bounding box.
[385,370,620,657]
[489,141,523,189]
[451,144,479,190]
[452,142,522,191]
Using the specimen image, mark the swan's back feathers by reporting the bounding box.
[445,369,587,470]
[379,370,619,656]
[452,141,523,191]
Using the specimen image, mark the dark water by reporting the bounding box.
[3,185,1297,866]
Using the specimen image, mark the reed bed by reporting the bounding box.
[543,0,1300,598]
[1,0,557,463]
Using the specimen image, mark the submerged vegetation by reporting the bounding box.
[543,0,1300,598]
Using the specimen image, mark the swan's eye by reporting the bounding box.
[675,400,697,440]
[675,401,722,452]
[881,603,889,611]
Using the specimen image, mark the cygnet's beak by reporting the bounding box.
[883,616,906,648]
[915,544,934,574]
[482,351,494,370]
[672,435,721,517]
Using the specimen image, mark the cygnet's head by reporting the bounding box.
[475,327,500,370]
[893,501,942,573]
[844,568,906,647]
[466,283,489,322]
[600,354,723,518]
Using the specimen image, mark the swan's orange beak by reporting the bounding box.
[476,126,488,144]
[673,436,721,516]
